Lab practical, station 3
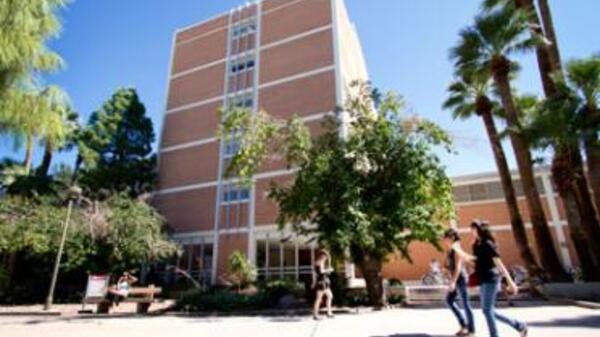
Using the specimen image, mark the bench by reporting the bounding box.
[403,284,531,306]
[403,285,449,305]
[84,285,162,314]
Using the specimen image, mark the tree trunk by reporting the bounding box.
[6,252,17,290]
[520,0,600,274]
[37,141,53,177]
[584,138,600,215]
[23,135,34,174]
[570,150,600,263]
[71,155,83,185]
[492,60,568,281]
[582,105,600,215]
[479,106,542,277]
[357,255,386,307]
[515,0,559,94]
[536,0,563,69]
[552,152,600,280]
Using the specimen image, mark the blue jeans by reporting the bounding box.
[446,277,475,333]
[480,280,525,337]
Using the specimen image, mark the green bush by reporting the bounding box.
[224,251,256,291]
[177,288,269,312]
[262,279,305,305]
[388,278,403,287]
[0,194,179,304]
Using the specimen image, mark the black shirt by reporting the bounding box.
[473,239,500,283]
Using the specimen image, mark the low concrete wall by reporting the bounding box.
[542,282,600,301]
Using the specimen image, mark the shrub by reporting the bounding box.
[262,279,305,305]
[0,194,179,304]
[224,251,256,292]
[177,288,269,312]
[388,278,403,287]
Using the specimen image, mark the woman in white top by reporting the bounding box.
[108,271,137,304]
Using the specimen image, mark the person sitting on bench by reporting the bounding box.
[107,272,138,305]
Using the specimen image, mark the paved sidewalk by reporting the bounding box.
[0,305,598,337]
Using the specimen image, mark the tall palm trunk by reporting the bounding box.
[519,0,600,270]
[38,141,53,176]
[552,149,600,280]
[536,0,562,69]
[477,97,542,277]
[23,134,34,174]
[492,57,568,281]
[584,140,600,214]
[582,104,600,214]
[570,149,600,256]
[515,0,558,94]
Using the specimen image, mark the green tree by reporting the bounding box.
[0,0,67,95]
[443,70,541,277]
[564,57,600,214]
[37,106,80,177]
[0,86,71,174]
[220,83,454,306]
[0,194,178,302]
[523,89,600,280]
[77,88,156,197]
[451,7,568,280]
[484,0,600,276]
[224,251,256,293]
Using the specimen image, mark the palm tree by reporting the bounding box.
[522,92,600,280]
[451,7,568,280]
[482,0,560,93]
[565,57,600,214]
[37,106,79,177]
[486,0,600,261]
[444,71,542,277]
[0,86,70,174]
[536,0,562,69]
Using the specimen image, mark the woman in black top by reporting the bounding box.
[443,229,475,336]
[471,220,528,337]
[312,250,333,320]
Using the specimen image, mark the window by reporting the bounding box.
[452,176,548,203]
[222,186,250,203]
[229,94,253,109]
[233,22,256,38]
[230,59,255,74]
[224,139,240,158]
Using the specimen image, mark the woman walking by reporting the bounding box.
[471,220,528,337]
[312,250,334,320]
[443,228,475,336]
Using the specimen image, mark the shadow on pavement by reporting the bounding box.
[528,315,600,329]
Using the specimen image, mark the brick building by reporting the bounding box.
[155,0,576,286]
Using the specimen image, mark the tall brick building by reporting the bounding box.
[156,0,576,285]
[156,0,367,285]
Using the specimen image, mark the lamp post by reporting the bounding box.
[44,185,82,311]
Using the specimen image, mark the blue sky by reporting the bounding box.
[3,0,599,177]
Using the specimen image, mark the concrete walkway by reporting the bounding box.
[0,305,598,337]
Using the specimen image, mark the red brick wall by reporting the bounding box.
[172,29,227,74]
[259,71,336,119]
[154,187,216,233]
[260,29,333,84]
[158,142,219,190]
[160,102,221,147]
[261,0,332,45]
